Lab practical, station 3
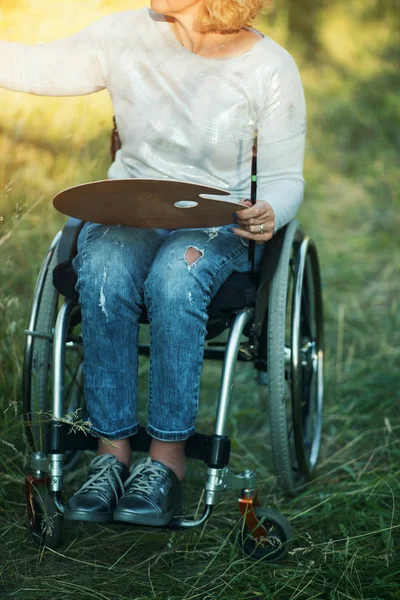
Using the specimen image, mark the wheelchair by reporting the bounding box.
[22,120,324,562]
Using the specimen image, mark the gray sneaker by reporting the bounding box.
[113,457,184,526]
[65,454,129,523]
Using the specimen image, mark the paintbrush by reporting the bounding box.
[248,128,258,272]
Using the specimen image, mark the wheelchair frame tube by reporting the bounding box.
[53,301,77,423]
[214,308,254,437]
[50,301,77,494]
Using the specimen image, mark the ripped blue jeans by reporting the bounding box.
[72,223,263,441]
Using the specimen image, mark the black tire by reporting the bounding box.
[234,507,292,562]
[23,234,84,471]
[28,486,62,549]
[267,221,324,495]
[26,237,60,454]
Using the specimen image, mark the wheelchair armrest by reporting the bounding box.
[57,217,85,263]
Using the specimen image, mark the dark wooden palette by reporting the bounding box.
[53,178,247,228]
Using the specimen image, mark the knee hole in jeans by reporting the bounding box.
[185,246,203,267]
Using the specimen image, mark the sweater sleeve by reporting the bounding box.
[256,55,306,232]
[0,16,111,96]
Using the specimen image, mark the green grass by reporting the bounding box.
[1,1,400,598]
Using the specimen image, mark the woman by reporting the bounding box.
[0,0,306,526]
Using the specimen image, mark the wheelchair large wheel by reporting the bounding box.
[267,221,324,495]
[23,233,84,471]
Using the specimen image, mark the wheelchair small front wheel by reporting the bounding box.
[27,486,62,549]
[234,508,292,563]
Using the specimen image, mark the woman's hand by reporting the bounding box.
[232,200,275,243]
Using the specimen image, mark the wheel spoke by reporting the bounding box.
[64,360,83,403]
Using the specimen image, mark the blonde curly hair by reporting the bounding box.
[194,0,271,34]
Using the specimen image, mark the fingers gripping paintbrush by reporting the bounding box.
[248,128,258,272]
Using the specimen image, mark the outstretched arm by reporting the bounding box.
[0,16,110,96]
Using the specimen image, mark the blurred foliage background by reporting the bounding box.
[0,1,399,598]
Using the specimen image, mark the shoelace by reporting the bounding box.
[124,457,167,496]
[75,454,125,503]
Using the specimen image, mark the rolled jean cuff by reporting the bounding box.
[146,424,195,442]
[89,421,140,441]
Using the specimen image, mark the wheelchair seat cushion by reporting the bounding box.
[52,260,257,319]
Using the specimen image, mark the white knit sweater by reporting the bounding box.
[0,7,306,231]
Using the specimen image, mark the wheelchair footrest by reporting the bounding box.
[51,424,230,466]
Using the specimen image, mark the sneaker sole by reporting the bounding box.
[113,504,184,527]
[64,509,114,523]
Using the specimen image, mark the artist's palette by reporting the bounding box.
[53,178,247,228]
